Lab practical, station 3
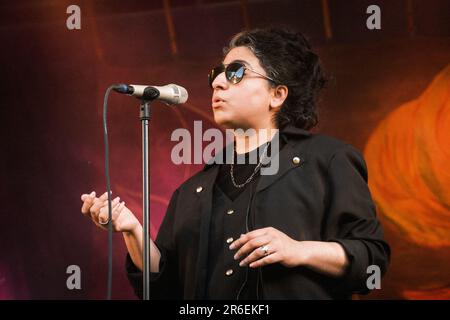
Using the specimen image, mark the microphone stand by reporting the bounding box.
[140,100,151,300]
[110,84,184,300]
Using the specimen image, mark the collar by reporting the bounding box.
[202,125,311,172]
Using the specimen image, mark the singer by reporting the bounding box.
[81,28,390,299]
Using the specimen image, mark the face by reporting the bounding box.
[210,46,285,130]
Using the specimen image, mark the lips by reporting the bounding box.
[212,96,226,108]
[213,96,225,104]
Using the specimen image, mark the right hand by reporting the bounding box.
[80,191,140,233]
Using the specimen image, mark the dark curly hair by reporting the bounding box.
[223,28,327,130]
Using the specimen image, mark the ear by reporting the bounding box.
[269,85,288,110]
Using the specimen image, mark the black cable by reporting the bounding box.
[102,85,115,300]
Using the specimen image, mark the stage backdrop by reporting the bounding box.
[0,0,449,299]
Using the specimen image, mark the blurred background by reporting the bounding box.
[0,0,449,299]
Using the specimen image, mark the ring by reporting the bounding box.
[260,245,270,256]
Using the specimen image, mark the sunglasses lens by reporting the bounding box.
[226,63,245,84]
[208,63,246,87]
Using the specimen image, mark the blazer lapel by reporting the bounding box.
[255,140,306,194]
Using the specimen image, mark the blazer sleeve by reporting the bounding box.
[125,188,182,299]
[324,145,390,295]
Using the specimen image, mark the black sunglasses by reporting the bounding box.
[208,62,276,88]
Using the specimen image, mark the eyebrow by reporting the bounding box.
[222,59,251,67]
[232,59,250,66]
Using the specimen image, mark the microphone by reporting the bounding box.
[113,83,188,105]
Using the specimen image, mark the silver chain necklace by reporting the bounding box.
[230,141,271,188]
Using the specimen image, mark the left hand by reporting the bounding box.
[229,227,304,268]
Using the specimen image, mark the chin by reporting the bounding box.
[213,113,229,127]
[216,120,247,132]
[214,119,232,129]
[213,118,234,130]
[213,112,248,130]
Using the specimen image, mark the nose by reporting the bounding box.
[212,70,228,90]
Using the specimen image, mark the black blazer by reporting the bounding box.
[126,125,390,299]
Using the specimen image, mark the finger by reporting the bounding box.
[248,252,280,268]
[89,198,103,218]
[98,200,123,224]
[98,200,121,224]
[111,201,126,220]
[98,190,113,202]
[108,197,121,211]
[229,228,270,250]
[81,198,93,215]
[98,197,121,216]
[81,191,96,215]
[81,191,95,202]
[92,217,108,230]
[111,202,126,231]
[98,195,120,208]
[238,242,273,267]
[91,196,120,220]
[234,236,270,260]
